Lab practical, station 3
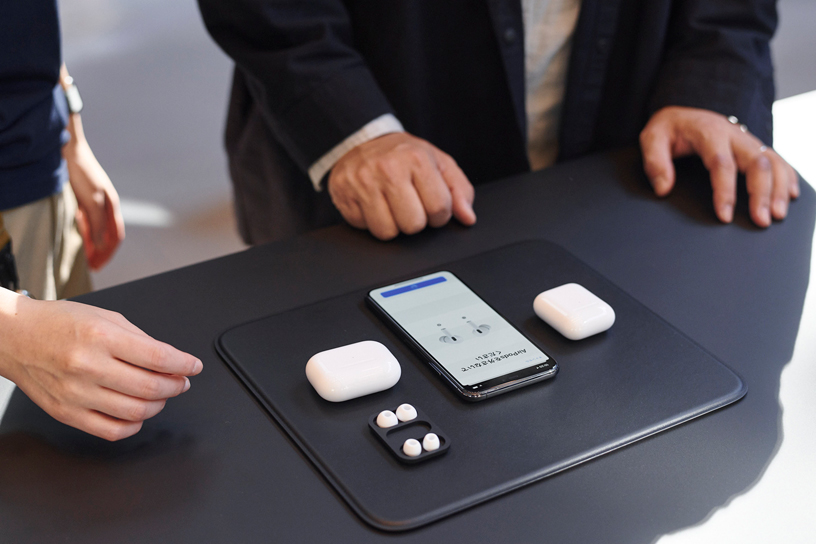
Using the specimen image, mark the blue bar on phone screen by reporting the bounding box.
[381,276,447,298]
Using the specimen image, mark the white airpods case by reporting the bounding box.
[533,283,615,340]
[305,341,401,402]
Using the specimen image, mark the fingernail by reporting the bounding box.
[461,203,476,225]
[193,359,203,374]
[719,204,733,223]
[773,198,788,218]
[653,175,669,195]
[760,206,771,225]
[183,377,191,392]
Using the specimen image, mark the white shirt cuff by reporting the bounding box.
[307,113,405,191]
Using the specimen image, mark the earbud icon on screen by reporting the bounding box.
[467,320,491,337]
[439,327,463,344]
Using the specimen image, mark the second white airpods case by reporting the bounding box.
[306,340,401,402]
[533,283,615,340]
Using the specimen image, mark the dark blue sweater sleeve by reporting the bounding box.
[648,0,777,144]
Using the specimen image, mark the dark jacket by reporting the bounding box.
[198,0,777,244]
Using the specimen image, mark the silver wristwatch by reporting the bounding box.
[62,75,84,115]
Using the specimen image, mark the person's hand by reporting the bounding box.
[64,116,125,270]
[327,132,477,240]
[0,292,202,441]
[639,106,800,227]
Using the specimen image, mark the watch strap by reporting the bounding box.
[62,76,84,114]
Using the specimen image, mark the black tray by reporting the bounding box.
[216,240,745,531]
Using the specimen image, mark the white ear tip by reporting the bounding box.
[396,403,417,422]
[376,410,398,428]
[403,438,422,457]
[422,433,440,451]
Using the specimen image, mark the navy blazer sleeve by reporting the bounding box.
[648,0,777,143]
[197,0,395,173]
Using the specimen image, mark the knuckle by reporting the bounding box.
[706,152,735,173]
[63,348,89,375]
[773,177,789,197]
[701,116,721,131]
[79,320,107,342]
[355,164,381,191]
[639,127,655,146]
[426,202,451,219]
[102,423,138,442]
[327,172,347,194]
[149,344,170,370]
[406,147,427,166]
[127,401,149,422]
[375,160,402,187]
[108,311,127,324]
[139,377,163,399]
[373,226,399,241]
[753,154,772,172]
[436,151,457,171]
[345,213,366,229]
[393,141,415,155]
[402,217,427,236]
[60,379,85,405]
[101,429,120,442]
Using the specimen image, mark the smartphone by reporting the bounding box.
[367,271,558,401]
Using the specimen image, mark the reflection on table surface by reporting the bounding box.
[657,90,816,544]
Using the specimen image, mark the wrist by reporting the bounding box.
[0,288,30,382]
[62,125,90,162]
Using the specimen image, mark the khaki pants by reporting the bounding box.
[0,185,92,300]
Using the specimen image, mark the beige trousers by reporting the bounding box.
[0,185,92,300]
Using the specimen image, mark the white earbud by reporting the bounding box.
[395,403,417,422]
[422,433,440,451]
[438,327,463,344]
[376,410,398,428]
[467,320,491,336]
[403,438,422,457]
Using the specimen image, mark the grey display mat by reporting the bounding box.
[216,240,745,531]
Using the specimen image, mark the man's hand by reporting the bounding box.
[640,106,799,227]
[64,115,125,270]
[0,291,202,441]
[327,133,476,240]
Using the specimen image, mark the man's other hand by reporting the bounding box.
[640,106,799,227]
[327,133,477,240]
[65,136,125,271]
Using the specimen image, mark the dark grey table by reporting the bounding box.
[1,149,813,543]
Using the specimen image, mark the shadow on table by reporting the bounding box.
[0,393,217,537]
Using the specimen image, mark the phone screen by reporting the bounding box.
[368,271,554,390]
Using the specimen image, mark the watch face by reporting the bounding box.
[64,84,84,114]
